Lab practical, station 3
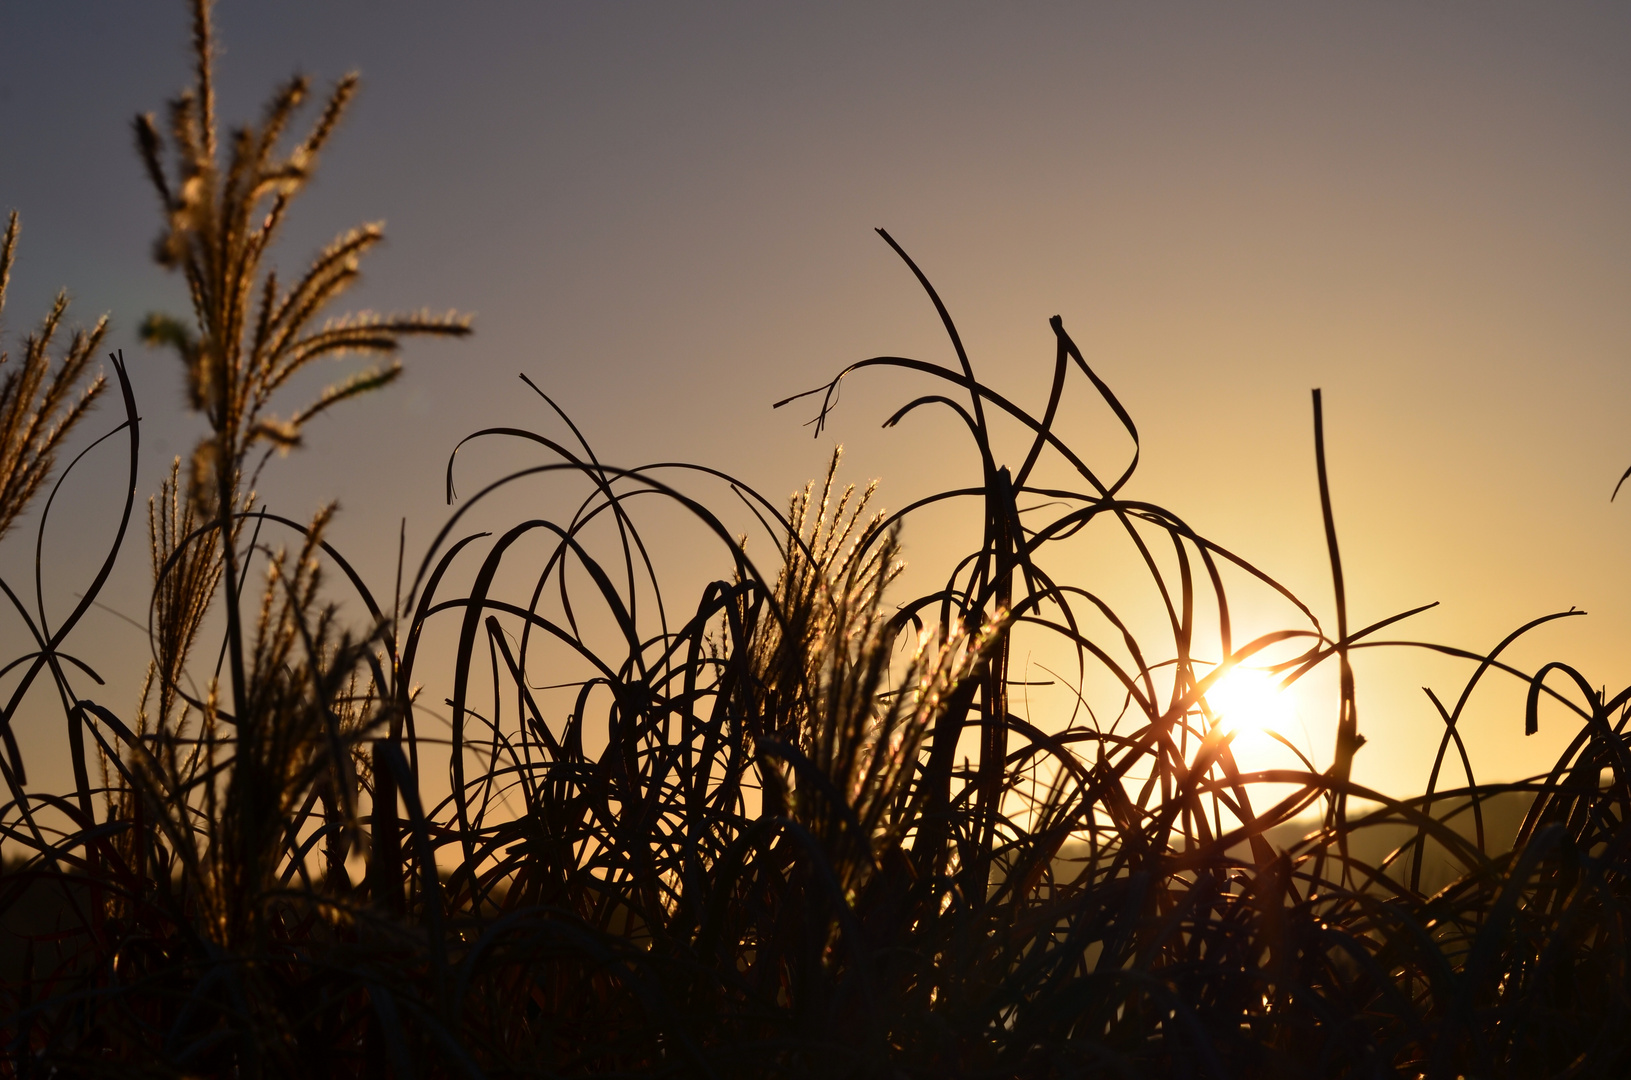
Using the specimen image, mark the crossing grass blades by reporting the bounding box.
[4,4,1631,1076]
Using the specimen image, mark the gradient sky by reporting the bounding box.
[3,2,1631,799]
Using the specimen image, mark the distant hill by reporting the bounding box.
[1045,789,1540,898]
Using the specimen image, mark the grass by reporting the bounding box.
[4,3,1631,1077]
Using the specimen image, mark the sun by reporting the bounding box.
[1198,664,1311,819]
[1205,666,1296,739]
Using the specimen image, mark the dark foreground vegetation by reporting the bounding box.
[4,4,1631,1076]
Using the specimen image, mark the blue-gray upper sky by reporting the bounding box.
[4,1,1631,794]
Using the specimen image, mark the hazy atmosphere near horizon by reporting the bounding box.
[5,0,1631,802]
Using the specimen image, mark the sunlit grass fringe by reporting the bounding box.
[3,230,1630,1077]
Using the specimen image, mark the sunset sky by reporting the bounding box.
[3,2,1631,799]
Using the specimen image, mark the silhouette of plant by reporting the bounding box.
[0,212,106,543]
[4,4,1631,1077]
[134,0,469,721]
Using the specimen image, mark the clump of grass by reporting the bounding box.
[3,2,466,1073]
[5,4,1631,1077]
[0,208,120,825]
[134,0,469,726]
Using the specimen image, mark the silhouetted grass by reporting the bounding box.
[4,4,1631,1078]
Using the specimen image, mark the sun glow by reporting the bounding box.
[1198,665,1311,830]
[1205,666,1297,742]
